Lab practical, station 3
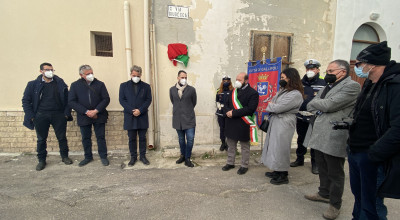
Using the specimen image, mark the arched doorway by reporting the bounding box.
[349,24,380,86]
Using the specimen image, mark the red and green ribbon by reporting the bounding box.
[231,89,258,143]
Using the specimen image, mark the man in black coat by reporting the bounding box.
[22,62,73,171]
[69,65,110,167]
[222,72,259,175]
[348,41,400,219]
[290,59,326,174]
[119,65,152,166]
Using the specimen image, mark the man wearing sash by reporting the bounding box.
[222,72,259,175]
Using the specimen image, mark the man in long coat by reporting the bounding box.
[222,72,259,175]
[304,60,360,220]
[119,65,152,166]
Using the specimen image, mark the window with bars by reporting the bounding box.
[91,32,113,57]
[250,31,293,68]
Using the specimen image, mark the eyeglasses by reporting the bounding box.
[325,68,344,74]
[355,62,364,68]
[43,69,55,72]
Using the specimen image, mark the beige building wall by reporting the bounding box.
[0,0,145,153]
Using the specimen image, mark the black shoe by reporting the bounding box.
[62,157,73,165]
[176,155,185,164]
[185,158,194,167]
[222,164,235,171]
[101,158,109,166]
[219,143,225,151]
[265,171,279,178]
[237,167,248,175]
[140,156,150,165]
[36,161,46,171]
[290,159,304,167]
[78,158,93,167]
[312,163,319,174]
[128,157,137,166]
[270,172,289,185]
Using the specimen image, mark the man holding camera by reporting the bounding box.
[348,41,400,219]
[303,60,360,220]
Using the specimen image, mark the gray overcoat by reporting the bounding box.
[169,84,197,130]
[304,76,360,158]
[261,89,303,171]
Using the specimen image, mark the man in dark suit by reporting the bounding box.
[69,65,110,167]
[169,70,197,167]
[222,72,259,175]
[119,65,152,166]
[22,62,73,171]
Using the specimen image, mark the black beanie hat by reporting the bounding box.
[356,41,391,65]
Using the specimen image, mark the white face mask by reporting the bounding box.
[306,70,316,78]
[132,76,141,83]
[86,74,94,82]
[179,79,187,86]
[44,71,53,79]
[234,80,242,89]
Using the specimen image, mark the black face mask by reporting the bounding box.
[324,74,337,84]
[223,82,230,88]
[279,79,287,88]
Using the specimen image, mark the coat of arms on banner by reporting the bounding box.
[247,57,282,126]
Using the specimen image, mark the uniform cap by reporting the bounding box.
[304,59,321,68]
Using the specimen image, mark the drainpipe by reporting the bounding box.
[124,1,132,78]
[144,0,155,148]
[150,14,160,147]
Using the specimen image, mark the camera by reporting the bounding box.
[330,118,354,130]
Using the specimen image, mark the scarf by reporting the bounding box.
[176,83,187,99]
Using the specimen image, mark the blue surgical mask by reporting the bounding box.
[354,65,368,78]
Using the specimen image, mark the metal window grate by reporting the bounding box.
[95,34,113,57]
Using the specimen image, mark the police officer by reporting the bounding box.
[216,76,233,151]
[290,59,326,174]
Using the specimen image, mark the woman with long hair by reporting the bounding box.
[261,68,304,185]
[216,76,233,151]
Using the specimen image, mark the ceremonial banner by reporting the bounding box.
[248,57,282,126]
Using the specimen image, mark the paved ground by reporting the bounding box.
[0,149,399,220]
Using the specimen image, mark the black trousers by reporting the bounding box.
[34,111,69,162]
[217,116,226,142]
[296,119,315,164]
[315,149,345,210]
[80,123,108,159]
[128,129,147,158]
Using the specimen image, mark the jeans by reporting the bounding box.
[315,149,345,210]
[80,123,108,159]
[176,127,195,158]
[128,129,147,158]
[34,111,69,161]
[348,148,387,220]
[296,119,315,164]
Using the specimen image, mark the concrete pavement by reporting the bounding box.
[0,148,399,220]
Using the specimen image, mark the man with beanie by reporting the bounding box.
[170,70,197,167]
[348,41,400,219]
[303,60,360,220]
[290,59,326,174]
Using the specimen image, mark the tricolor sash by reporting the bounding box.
[231,88,258,143]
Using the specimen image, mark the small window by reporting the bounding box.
[91,31,113,57]
[250,31,293,68]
